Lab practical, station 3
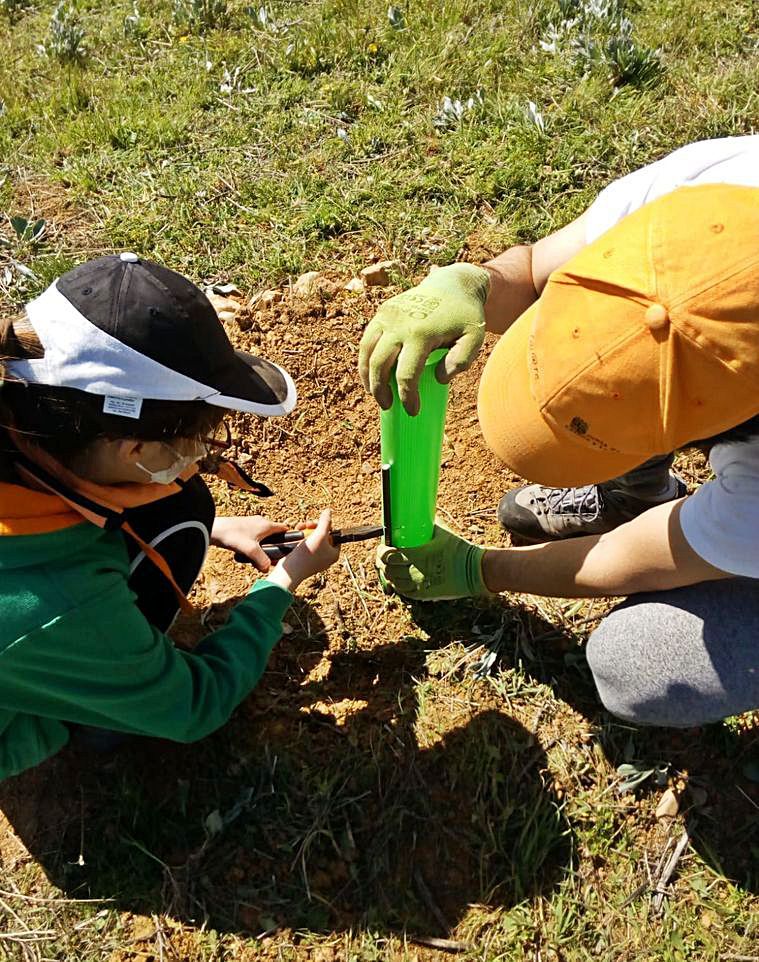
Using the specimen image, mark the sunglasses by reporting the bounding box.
[201,419,232,457]
[198,419,273,498]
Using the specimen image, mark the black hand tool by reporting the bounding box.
[233,524,384,563]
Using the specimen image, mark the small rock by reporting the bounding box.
[254,289,282,309]
[360,460,375,475]
[217,308,239,324]
[293,270,321,297]
[131,917,157,943]
[234,312,253,332]
[655,787,680,820]
[360,260,398,287]
[204,288,242,320]
[344,276,365,292]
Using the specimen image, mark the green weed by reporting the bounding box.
[41,1,86,63]
[172,0,229,33]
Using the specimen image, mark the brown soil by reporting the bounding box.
[0,245,756,955]
[178,273,514,658]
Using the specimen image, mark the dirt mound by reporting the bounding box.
[187,276,512,646]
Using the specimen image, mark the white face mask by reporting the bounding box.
[136,444,202,485]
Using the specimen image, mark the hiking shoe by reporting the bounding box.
[497,475,687,543]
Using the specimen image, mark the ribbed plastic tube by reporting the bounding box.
[380,349,450,548]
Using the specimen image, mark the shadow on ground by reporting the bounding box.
[2,590,755,943]
[411,596,759,894]
[0,595,573,940]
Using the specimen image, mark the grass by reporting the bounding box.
[2,0,757,296]
[1,0,759,960]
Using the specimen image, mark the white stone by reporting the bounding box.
[655,788,680,820]
[255,289,283,309]
[360,260,399,287]
[293,270,321,297]
[204,287,242,320]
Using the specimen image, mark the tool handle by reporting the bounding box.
[233,544,294,563]
[233,524,384,564]
[231,530,304,564]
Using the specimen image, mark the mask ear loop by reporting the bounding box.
[136,440,205,485]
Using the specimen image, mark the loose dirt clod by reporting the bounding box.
[293,270,322,297]
[204,288,243,320]
[360,260,398,286]
[253,289,282,309]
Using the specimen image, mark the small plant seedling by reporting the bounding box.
[387,5,405,30]
[539,0,662,90]
[617,761,670,793]
[41,2,86,64]
[432,90,484,132]
[524,100,546,133]
[605,36,662,88]
[172,0,228,32]
[123,1,145,41]
[9,216,46,244]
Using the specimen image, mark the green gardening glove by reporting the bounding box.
[375,522,490,601]
[359,263,490,415]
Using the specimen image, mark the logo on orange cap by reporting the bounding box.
[478,183,759,486]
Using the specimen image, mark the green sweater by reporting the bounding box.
[0,520,292,781]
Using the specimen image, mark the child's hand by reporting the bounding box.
[266,510,340,593]
[210,515,289,573]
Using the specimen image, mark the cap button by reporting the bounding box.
[120,252,140,263]
[644,303,669,330]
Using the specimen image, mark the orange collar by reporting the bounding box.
[5,431,198,614]
[2,432,271,615]
[0,483,83,536]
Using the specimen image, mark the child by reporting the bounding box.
[0,252,339,780]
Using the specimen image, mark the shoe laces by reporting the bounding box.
[543,484,604,520]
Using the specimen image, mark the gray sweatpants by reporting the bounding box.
[587,578,759,727]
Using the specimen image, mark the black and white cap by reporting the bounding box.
[7,253,296,420]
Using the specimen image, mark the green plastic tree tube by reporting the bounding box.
[380,349,450,548]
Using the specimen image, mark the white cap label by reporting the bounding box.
[103,395,143,418]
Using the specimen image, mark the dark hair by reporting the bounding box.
[0,313,223,475]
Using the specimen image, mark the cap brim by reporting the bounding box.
[477,302,646,486]
[205,351,297,417]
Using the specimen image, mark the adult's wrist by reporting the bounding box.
[481,548,507,594]
[482,246,538,335]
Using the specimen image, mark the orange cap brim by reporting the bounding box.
[477,302,651,486]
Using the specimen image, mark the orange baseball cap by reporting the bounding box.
[477,183,759,486]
